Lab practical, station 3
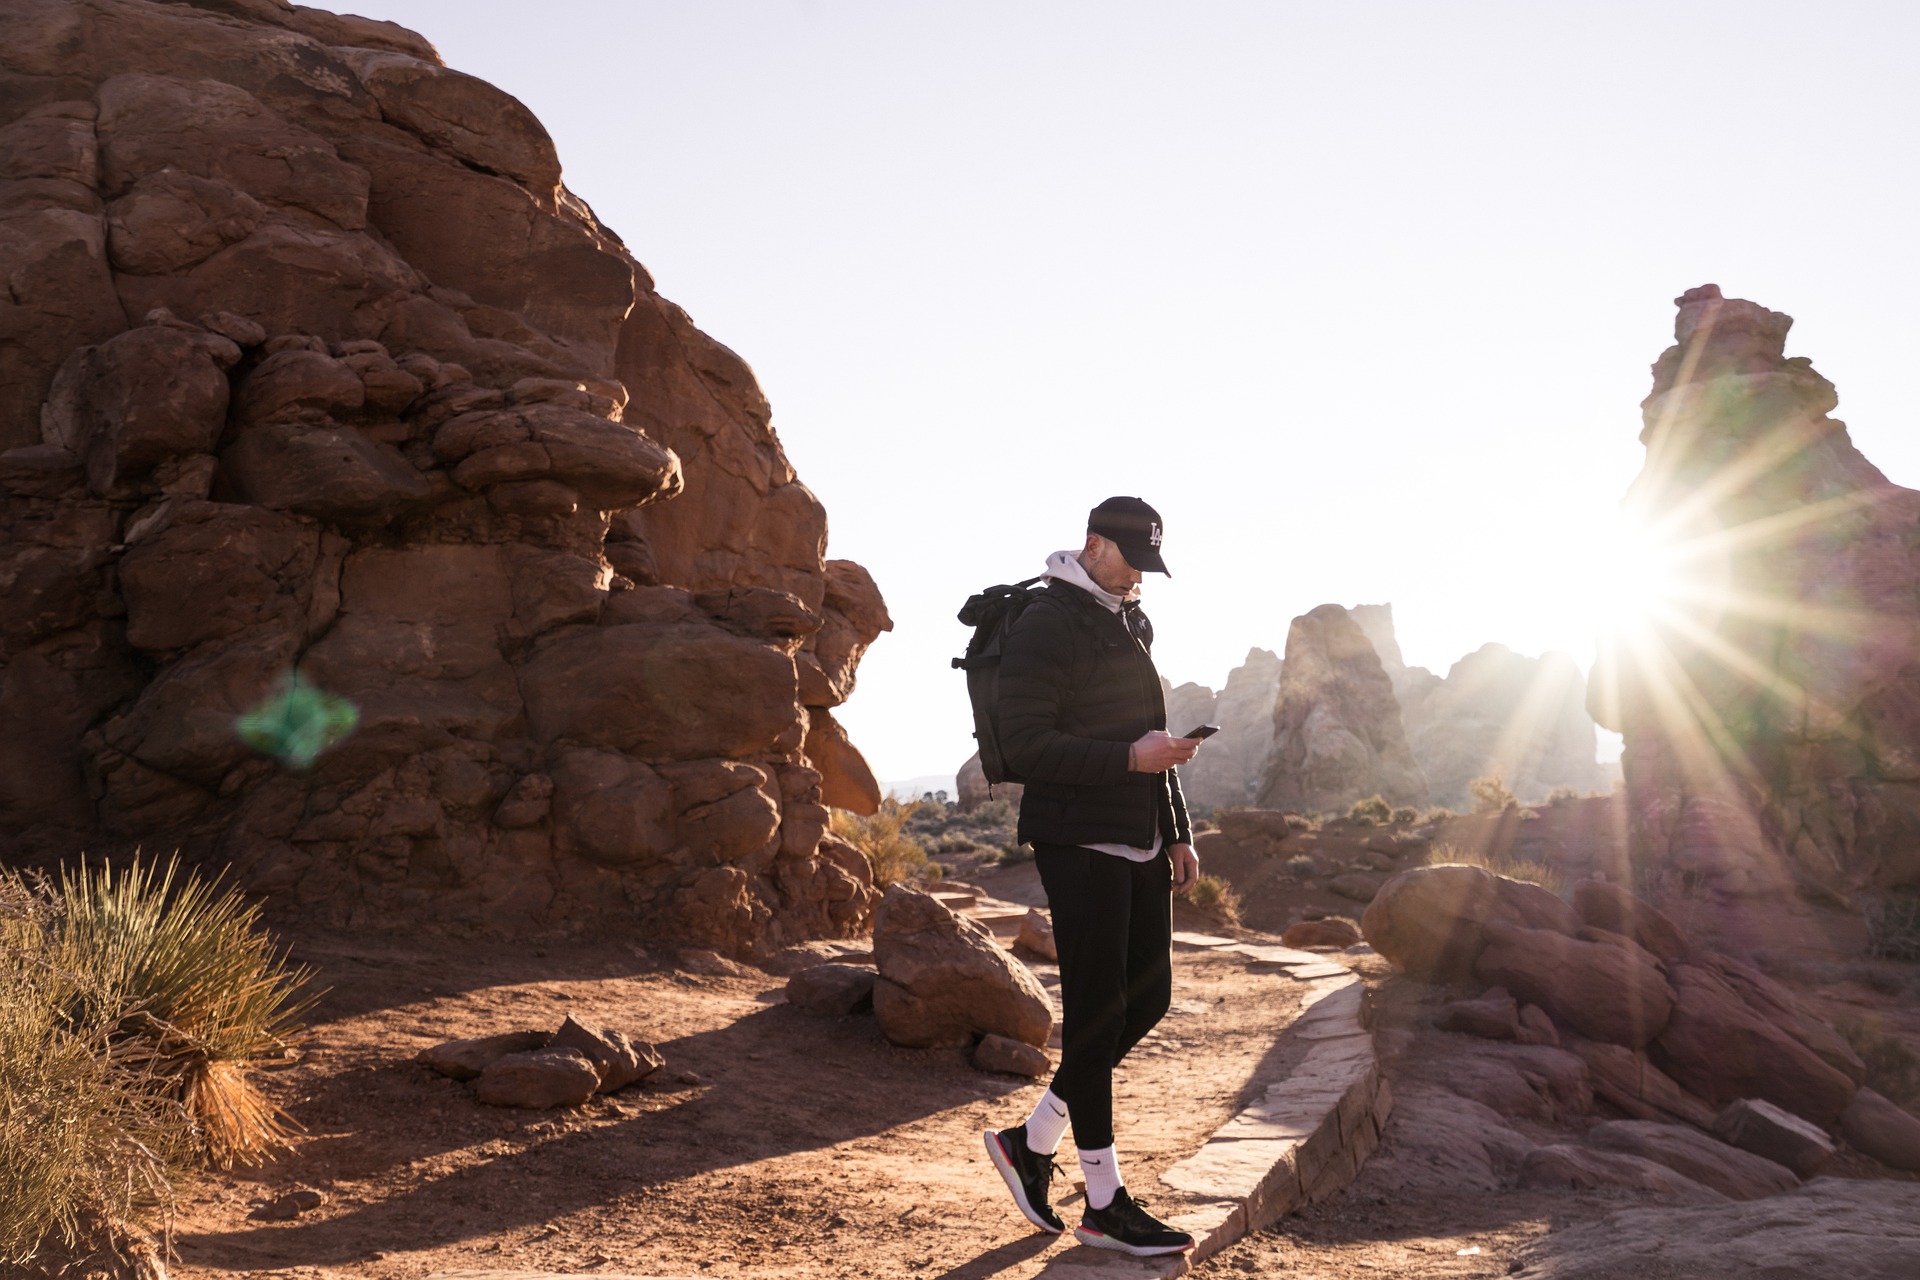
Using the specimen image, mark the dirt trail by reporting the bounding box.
[168,874,1312,1280]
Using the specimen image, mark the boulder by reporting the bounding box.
[1473,920,1675,1048]
[973,1034,1049,1078]
[417,1030,551,1081]
[1583,1119,1799,1200]
[1256,603,1428,812]
[1015,908,1057,961]
[1360,864,1578,981]
[1281,917,1361,949]
[1519,1145,1726,1203]
[473,1047,602,1109]
[1652,955,1861,1124]
[549,1015,662,1093]
[871,885,1052,1049]
[1838,1087,1920,1173]
[785,963,876,1016]
[1712,1098,1834,1178]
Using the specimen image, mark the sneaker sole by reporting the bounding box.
[982,1131,1065,1235]
[1073,1224,1196,1257]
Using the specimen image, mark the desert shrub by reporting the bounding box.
[1862,893,1920,962]
[48,858,315,1170]
[1419,806,1457,824]
[0,873,170,1266]
[832,799,941,888]
[1426,842,1565,894]
[1285,854,1317,877]
[996,843,1033,867]
[1545,786,1579,808]
[1348,795,1392,825]
[1,857,312,1265]
[1188,874,1241,927]
[1835,1014,1920,1111]
[1284,813,1312,831]
[1390,806,1418,825]
[1468,773,1517,814]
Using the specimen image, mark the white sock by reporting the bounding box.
[1079,1145,1123,1210]
[1022,1089,1070,1155]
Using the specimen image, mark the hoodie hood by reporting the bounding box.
[1044,549,1133,614]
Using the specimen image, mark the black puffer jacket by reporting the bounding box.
[996,578,1192,849]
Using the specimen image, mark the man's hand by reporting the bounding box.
[1129,729,1201,773]
[1170,842,1199,894]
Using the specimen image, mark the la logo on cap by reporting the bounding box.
[1149,522,1162,547]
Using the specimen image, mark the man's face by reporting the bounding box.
[1081,533,1143,598]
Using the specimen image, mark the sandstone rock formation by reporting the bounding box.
[1364,865,1871,1129]
[1591,284,1920,900]
[1354,605,1605,808]
[0,0,889,953]
[1256,604,1428,813]
[1159,647,1284,813]
[1401,645,1605,808]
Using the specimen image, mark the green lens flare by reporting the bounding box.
[235,672,359,769]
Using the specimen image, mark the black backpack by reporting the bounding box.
[952,574,1048,785]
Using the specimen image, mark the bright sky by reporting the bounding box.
[346,1,1920,785]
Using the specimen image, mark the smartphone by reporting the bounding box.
[1182,724,1221,740]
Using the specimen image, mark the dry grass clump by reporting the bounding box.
[1425,842,1566,895]
[0,857,313,1267]
[1188,874,1242,927]
[831,800,942,888]
[1468,773,1518,813]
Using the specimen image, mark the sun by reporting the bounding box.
[1589,514,1708,640]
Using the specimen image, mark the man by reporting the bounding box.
[981,495,1203,1258]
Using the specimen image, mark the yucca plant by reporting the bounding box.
[0,871,173,1267]
[47,857,316,1169]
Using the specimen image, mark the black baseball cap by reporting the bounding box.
[1088,496,1170,576]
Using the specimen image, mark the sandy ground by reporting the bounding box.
[154,833,1920,1280]
[166,873,1311,1280]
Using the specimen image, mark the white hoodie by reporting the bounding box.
[1042,550,1163,864]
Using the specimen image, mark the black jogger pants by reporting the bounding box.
[1033,841,1174,1151]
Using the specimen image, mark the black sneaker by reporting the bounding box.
[982,1127,1066,1234]
[1074,1187,1195,1256]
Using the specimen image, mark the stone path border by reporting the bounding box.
[1030,931,1390,1278]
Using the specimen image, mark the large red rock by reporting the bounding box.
[0,0,889,957]
[803,706,882,816]
[871,884,1053,1049]
[1583,1119,1799,1201]
[1473,920,1675,1048]
[1593,286,1920,899]
[1652,955,1862,1124]
[1361,864,1579,981]
[1838,1088,1920,1173]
